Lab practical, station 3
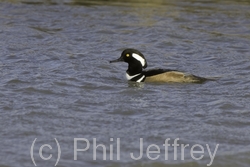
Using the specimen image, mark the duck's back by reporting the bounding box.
[144,69,207,83]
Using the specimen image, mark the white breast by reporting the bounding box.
[126,73,145,82]
[126,73,140,80]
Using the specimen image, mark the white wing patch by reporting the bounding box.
[132,53,146,67]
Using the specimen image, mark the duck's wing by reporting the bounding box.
[144,69,208,83]
[143,69,173,77]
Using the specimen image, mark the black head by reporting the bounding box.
[110,49,147,69]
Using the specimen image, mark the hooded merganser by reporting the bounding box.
[110,48,209,83]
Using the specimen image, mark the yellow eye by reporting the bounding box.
[126,54,130,57]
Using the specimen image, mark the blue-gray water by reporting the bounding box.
[0,0,250,167]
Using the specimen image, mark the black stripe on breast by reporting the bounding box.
[130,74,146,82]
[143,69,177,77]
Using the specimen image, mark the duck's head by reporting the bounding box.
[110,49,147,69]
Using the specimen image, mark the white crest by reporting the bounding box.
[132,53,146,67]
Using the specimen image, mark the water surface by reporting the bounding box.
[0,0,250,167]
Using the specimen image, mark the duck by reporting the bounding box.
[110,48,211,83]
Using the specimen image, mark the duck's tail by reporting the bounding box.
[190,75,219,84]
